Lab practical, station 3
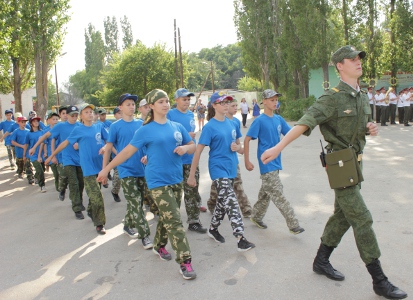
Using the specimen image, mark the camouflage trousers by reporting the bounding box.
[15,158,33,179]
[150,183,191,264]
[65,165,84,213]
[32,160,45,187]
[57,163,68,192]
[211,178,244,238]
[182,164,201,224]
[252,170,299,230]
[50,163,59,191]
[111,167,121,195]
[84,175,106,226]
[137,177,158,215]
[321,185,381,265]
[120,177,150,238]
[6,145,16,165]
[207,165,252,217]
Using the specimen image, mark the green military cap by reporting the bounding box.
[331,45,366,65]
[97,107,107,114]
[145,89,169,104]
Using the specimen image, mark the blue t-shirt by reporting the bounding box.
[67,123,108,176]
[43,126,53,164]
[25,130,44,161]
[199,118,240,180]
[97,120,112,133]
[108,119,145,178]
[167,109,196,165]
[11,128,29,158]
[246,114,291,174]
[50,121,80,167]
[228,116,242,138]
[7,122,20,135]
[130,120,192,189]
[0,120,15,146]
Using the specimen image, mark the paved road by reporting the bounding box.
[0,118,412,300]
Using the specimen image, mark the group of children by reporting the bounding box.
[0,87,304,281]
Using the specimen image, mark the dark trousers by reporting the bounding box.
[410,104,413,121]
[375,106,381,123]
[370,104,374,119]
[398,107,404,124]
[404,106,411,125]
[380,106,388,125]
[389,104,397,124]
[241,113,248,127]
[65,165,84,213]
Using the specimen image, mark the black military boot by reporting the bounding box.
[313,243,345,281]
[366,259,407,299]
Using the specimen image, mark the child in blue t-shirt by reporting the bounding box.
[188,91,255,252]
[167,88,207,234]
[103,93,153,249]
[43,112,60,191]
[24,117,46,192]
[244,89,304,234]
[97,89,197,280]
[45,104,108,235]
[0,110,16,169]
[11,117,30,179]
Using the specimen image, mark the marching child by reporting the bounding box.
[98,89,197,280]
[43,112,60,191]
[244,89,304,234]
[188,91,255,252]
[11,117,30,179]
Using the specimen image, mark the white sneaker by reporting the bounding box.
[40,186,47,193]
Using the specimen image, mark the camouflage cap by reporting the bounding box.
[331,45,366,65]
[174,88,195,99]
[262,89,282,99]
[46,112,59,119]
[97,107,106,114]
[79,103,95,114]
[145,89,169,105]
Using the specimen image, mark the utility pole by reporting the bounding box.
[174,20,179,89]
[178,28,184,87]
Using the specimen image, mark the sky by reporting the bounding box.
[55,0,239,88]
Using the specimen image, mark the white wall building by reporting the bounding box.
[0,88,36,120]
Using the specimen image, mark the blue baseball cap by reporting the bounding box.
[5,109,13,114]
[113,107,121,114]
[210,91,233,104]
[118,93,138,105]
[174,88,195,99]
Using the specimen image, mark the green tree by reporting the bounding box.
[104,16,119,63]
[99,43,176,105]
[21,0,70,119]
[120,15,134,50]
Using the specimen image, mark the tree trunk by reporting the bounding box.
[342,0,349,44]
[12,58,23,113]
[322,62,329,90]
[34,50,49,120]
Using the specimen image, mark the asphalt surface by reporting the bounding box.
[0,116,412,300]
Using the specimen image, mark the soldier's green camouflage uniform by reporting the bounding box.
[84,175,105,226]
[150,183,191,264]
[111,167,121,195]
[121,177,150,239]
[296,80,380,264]
[137,177,158,215]
[251,170,299,229]
[207,165,252,217]
[16,158,33,179]
[57,163,68,192]
[32,160,45,187]
[6,145,16,166]
[65,165,84,213]
[182,164,202,224]
[24,159,34,182]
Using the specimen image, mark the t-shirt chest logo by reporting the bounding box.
[95,132,102,145]
[174,131,183,146]
[231,129,236,142]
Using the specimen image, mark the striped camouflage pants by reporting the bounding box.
[50,163,59,191]
[211,178,244,238]
[121,177,150,239]
[6,145,16,165]
[84,175,106,226]
[32,160,45,187]
[207,165,252,217]
[252,170,299,230]
[137,177,158,215]
[57,163,68,192]
[16,158,33,179]
[150,183,191,264]
[111,167,121,195]
[65,165,84,213]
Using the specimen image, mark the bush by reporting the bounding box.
[281,96,317,121]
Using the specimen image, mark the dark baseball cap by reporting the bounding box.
[5,109,13,114]
[113,107,121,114]
[58,105,67,113]
[66,105,79,116]
[46,112,59,119]
[119,93,138,105]
[331,45,366,65]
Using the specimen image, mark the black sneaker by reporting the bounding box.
[107,173,113,181]
[28,180,34,185]
[123,226,139,239]
[142,236,153,249]
[237,236,255,252]
[18,174,23,179]
[188,223,207,234]
[81,205,86,211]
[75,211,84,220]
[103,183,109,188]
[35,179,39,185]
[96,225,106,235]
[111,192,121,202]
[208,228,225,243]
[180,259,197,280]
[290,226,305,235]
[58,190,65,201]
[250,217,268,229]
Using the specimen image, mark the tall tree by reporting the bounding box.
[21,0,70,119]
[103,16,119,63]
[120,16,134,50]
